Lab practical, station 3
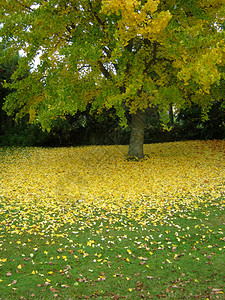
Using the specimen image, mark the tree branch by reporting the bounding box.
[97,61,112,80]
[88,0,105,28]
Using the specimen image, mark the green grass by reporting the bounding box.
[0,197,224,299]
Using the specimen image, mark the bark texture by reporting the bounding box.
[128,109,146,159]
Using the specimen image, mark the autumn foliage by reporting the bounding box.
[1,0,225,157]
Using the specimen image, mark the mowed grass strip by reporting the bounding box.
[0,141,224,299]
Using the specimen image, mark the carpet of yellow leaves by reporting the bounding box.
[0,140,224,234]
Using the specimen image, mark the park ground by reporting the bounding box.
[0,140,224,299]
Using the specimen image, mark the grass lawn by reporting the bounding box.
[0,141,224,299]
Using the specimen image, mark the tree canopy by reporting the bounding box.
[0,0,225,157]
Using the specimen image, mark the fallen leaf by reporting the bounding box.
[211,288,223,294]
[115,274,123,277]
[136,282,143,291]
[50,287,59,293]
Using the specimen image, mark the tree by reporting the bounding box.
[0,0,224,158]
[0,46,20,134]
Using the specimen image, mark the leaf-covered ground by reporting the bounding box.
[0,140,224,299]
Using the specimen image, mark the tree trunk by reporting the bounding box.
[128,109,146,159]
[169,103,174,127]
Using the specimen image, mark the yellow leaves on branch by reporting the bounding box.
[102,0,159,16]
[101,0,172,43]
[178,45,223,92]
